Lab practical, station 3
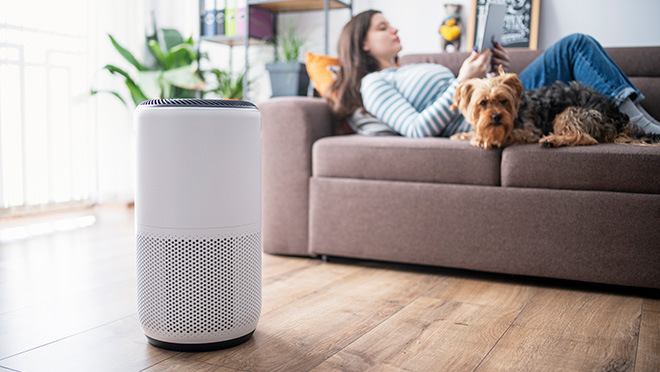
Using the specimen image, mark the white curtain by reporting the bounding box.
[0,0,153,216]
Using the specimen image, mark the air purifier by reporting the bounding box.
[134,98,262,352]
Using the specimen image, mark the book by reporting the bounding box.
[203,0,216,36]
[225,0,237,36]
[215,0,226,36]
[236,0,247,39]
[235,5,274,42]
[475,2,507,51]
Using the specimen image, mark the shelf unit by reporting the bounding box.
[199,0,352,100]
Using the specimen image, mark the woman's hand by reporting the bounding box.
[490,41,511,73]
[457,48,492,83]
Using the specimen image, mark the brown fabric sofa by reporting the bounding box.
[259,47,660,289]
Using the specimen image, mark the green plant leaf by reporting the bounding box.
[162,64,205,91]
[103,64,136,84]
[95,29,205,106]
[161,28,185,51]
[226,73,244,99]
[167,43,197,68]
[90,89,127,106]
[125,80,149,105]
[207,69,245,100]
[104,64,149,105]
[162,83,172,99]
[108,34,147,71]
[277,26,307,62]
[138,70,163,99]
[147,39,169,69]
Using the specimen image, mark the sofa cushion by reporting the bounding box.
[313,135,501,186]
[501,144,660,194]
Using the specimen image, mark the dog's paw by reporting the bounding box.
[539,135,559,147]
[450,132,474,141]
[470,136,500,149]
[540,133,598,147]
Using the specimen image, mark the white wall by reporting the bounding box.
[537,0,660,48]
[284,0,660,60]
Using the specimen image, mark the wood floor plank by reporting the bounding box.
[424,276,538,309]
[261,253,320,280]
[143,356,245,372]
[180,265,440,372]
[0,278,137,359]
[261,258,362,315]
[0,315,177,372]
[475,288,642,372]
[636,298,660,372]
[1,208,655,371]
[0,210,136,314]
[313,277,537,372]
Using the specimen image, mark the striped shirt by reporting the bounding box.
[361,63,471,138]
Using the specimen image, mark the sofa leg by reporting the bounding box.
[320,255,329,263]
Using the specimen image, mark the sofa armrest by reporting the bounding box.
[259,96,334,256]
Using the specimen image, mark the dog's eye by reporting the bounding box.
[479,100,488,107]
[500,99,508,105]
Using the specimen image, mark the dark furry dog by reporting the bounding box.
[450,66,659,148]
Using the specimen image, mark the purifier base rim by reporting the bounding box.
[146,331,254,352]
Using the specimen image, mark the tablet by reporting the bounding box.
[475,2,507,51]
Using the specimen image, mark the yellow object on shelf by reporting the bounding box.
[440,22,461,41]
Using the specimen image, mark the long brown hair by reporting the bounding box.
[328,10,383,119]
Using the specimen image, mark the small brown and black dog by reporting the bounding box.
[450,66,659,149]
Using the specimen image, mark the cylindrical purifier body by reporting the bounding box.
[134,98,261,352]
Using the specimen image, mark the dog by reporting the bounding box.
[450,66,659,149]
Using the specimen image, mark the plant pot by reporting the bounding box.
[266,61,310,97]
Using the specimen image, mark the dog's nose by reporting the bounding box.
[491,114,502,122]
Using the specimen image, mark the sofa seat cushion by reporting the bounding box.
[313,135,502,186]
[502,144,660,194]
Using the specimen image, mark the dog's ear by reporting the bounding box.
[497,65,505,76]
[451,80,476,113]
[501,73,524,100]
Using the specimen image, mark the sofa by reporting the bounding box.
[259,47,660,289]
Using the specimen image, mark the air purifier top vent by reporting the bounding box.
[139,98,256,109]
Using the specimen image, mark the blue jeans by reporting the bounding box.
[519,33,643,105]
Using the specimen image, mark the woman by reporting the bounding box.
[328,10,660,138]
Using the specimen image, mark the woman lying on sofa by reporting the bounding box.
[327,9,660,138]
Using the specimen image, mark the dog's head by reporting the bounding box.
[451,66,524,148]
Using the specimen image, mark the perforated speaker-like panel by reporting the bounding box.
[136,228,261,342]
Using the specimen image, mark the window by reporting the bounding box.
[0,0,97,216]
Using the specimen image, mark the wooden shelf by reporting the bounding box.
[249,0,351,13]
[200,35,273,47]
[199,0,352,100]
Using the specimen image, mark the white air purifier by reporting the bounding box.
[134,98,262,352]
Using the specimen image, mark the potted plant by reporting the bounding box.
[92,28,205,106]
[207,69,246,100]
[265,26,310,97]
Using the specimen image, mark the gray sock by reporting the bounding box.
[618,98,660,134]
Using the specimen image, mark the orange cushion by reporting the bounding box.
[305,53,339,98]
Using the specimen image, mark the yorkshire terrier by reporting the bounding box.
[450,66,659,149]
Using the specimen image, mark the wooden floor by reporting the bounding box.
[0,207,658,372]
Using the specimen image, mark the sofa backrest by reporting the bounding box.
[400,47,660,119]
